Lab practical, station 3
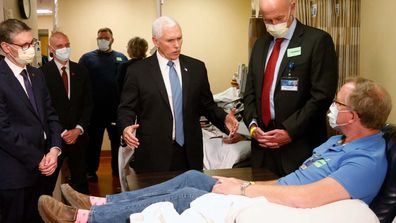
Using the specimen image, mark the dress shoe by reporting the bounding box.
[86,172,98,182]
[38,195,77,223]
[61,184,92,210]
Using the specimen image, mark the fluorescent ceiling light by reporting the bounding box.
[37,9,53,15]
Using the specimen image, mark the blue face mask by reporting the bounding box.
[55,47,71,62]
[97,39,110,51]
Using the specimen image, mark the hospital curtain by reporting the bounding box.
[295,0,361,86]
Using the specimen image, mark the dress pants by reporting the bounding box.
[87,121,120,175]
[170,142,189,171]
[0,185,44,223]
[40,137,90,195]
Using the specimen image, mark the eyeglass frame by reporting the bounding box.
[333,100,349,108]
[8,38,38,51]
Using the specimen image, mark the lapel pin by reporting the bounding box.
[184,67,188,72]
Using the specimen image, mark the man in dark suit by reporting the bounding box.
[244,0,338,176]
[0,19,62,223]
[118,16,239,173]
[41,31,92,194]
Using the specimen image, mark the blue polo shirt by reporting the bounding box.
[278,133,387,204]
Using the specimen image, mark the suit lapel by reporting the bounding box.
[179,56,189,111]
[275,21,304,85]
[0,61,40,118]
[258,34,273,92]
[148,54,172,110]
[69,62,78,102]
[27,66,44,121]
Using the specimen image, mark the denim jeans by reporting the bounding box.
[89,170,216,223]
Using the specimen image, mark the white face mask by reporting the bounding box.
[264,7,292,38]
[265,22,289,38]
[13,46,36,65]
[97,39,110,51]
[54,47,71,62]
[327,103,351,129]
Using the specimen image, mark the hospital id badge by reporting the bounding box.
[281,77,298,91]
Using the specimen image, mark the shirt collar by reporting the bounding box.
[282,17,297,41]
[4,57,26,76]
[54,59,69,71]
[342,132,384,153]
[156,51,180,68]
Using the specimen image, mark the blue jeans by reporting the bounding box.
[88,170,216,223]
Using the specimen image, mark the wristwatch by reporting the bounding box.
[240,181,255,196]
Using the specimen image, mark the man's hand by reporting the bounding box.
[225,108,239,137]
[211,176,245,195]
[62,128,81,145]
[223,133,245,144]
[254,129,292,149]
[39,149,59,176]
[123,124,140,148]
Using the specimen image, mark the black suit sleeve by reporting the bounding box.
[38,70,63,149]
[117,65,138,134]
[76,64,93,130]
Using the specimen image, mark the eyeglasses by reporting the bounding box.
[8,38,38,51]
[333,100,348,108]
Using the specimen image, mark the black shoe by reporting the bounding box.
[86,172,98,182]
[112,171,119,177]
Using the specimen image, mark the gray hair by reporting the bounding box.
[0,19,31,44]
[152,16,179,39]
[345,77,392,129]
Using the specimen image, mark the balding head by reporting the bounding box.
[260,0,295,24]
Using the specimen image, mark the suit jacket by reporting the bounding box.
[118,53,227,172]
[0,59,63,189]
[243,20,338,173]
[41,60,92,132]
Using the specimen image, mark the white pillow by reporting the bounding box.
[235,199,379,223]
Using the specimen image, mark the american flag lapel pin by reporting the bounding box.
[184,67,188,72]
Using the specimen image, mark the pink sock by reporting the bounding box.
[74,209,90,223]
[89,196,107,206]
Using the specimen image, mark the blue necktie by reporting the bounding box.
[167,61,184,146]
[20,69,38,114]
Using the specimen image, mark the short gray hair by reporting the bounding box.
[152,16,179,39]
[0,19,31,44]
[345,77,392,129]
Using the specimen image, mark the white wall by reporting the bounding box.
[55,0,250,93]
[361,0,396,123]
[3,0,38,37]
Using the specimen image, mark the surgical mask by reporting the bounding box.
[54,47,71,62]
[327,103,351,129]
[265,22,289,38]
[12,46,36,65]
[97,39,110,51]
[264,8,291,38]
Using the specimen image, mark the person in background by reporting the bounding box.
[41,31,93,194]
[244,0,338,177]
[0,19,63,223]
[79,27,128,181]
[38,77,391,223]
[117,16,239,173]
[117,36,148,93]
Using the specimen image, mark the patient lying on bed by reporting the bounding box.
[37,78,391,223]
